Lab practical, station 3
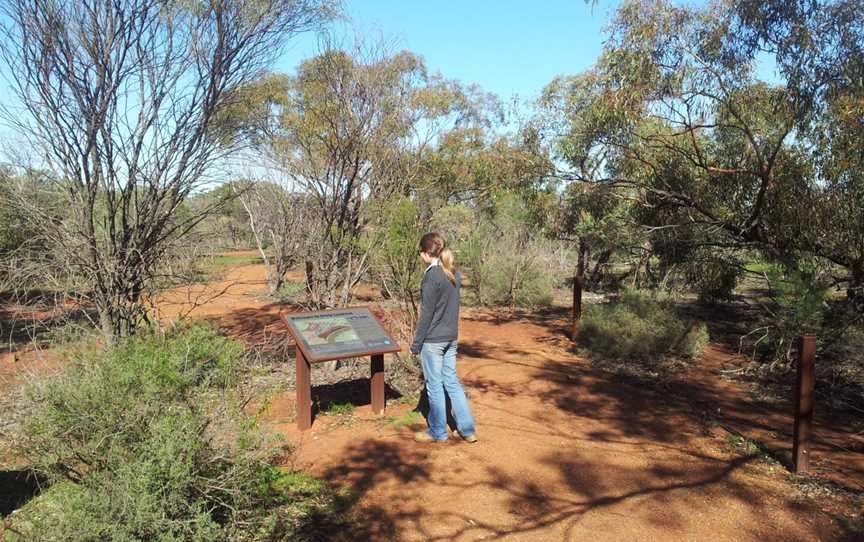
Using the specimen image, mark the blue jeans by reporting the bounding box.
[420,341,476,441]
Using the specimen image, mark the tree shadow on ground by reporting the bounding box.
[305,431,844,541]
[206,303,289,353]
[0,300,97,352]
[0,470,45,517]
[297,439,434,540]
[413,387,459,433]
[464,336,864,491]
[468,308,864,493]
[311,379,402,416]
[290,309,856,540]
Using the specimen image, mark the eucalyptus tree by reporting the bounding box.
[249,41,499,308]
[541,0,864,301]
[0,0,335,342]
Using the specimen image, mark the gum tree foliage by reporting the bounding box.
[540,0,864,302]
[372,122,552,330]
[0,0,335,343]
[238,43,501,308]
[731,0,864,304]
[189,182,256,250]
[455,191,558,309]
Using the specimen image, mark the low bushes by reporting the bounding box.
[581,290,708,361]
[10,325,340,541]
[479,252,555,308]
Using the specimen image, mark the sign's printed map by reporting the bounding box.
[294,316,360,346]
[285,308,399,361]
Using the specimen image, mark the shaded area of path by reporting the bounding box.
[281,309,859,541]
[3,258,861,539]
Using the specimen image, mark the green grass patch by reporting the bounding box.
[724,433,781,465]
[194,253,264,281]
[207,253,264,268]
[322,402,355,416]
[387,409,424,427]
[278,281,306,301]
[725,433,761,454]
[743,261,780,274]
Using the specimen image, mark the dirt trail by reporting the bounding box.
[279,310,857,541]
[3,259,862,540]
[678,345,864,494]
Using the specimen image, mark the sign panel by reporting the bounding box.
[282,307,400,362]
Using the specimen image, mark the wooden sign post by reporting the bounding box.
[571,274,583,341]
[282,307,400,431]
[792,335,816,473]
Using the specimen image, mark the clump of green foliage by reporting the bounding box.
[278,280,307,301]
[765,266,830,360]
[10,325,340,540]
[581,290,708,360]
[685,256,741,304]
[741,264,832,369]
[323,402,355,416]
[460,194,556,309]
[481,254,555,308]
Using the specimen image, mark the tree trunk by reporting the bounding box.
[305,260,317,305]
[849,261,864,311]
[98,305,117,347]
[589,250,611,286]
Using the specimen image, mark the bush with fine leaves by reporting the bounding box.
[10,325,338,541]
[581,290,708,360]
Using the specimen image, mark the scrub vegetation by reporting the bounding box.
[1,0,863,538]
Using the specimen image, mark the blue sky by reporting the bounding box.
[276,0,624,103]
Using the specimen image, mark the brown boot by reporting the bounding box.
[414,431,447,443]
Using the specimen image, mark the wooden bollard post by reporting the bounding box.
[371,354,385,415]
[792,335,816,473]
[296,347,312,431]
[571,274,583,341]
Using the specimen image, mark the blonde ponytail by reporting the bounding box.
[419,232,457,285]
[439,247,456,285]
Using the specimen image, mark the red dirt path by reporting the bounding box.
[3,259,862,540]
[174,260,860,540]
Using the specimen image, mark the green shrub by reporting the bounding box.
[10,325,337,540]
[323,402,355,416]
[278,280,307,301]
[680,322,710,359]
[685,257,740,303]
[744,265,831,367]
[481,254,554,308]
[581,290,707,360]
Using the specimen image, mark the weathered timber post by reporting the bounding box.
[792,335,816,473]
[371,354,385,415]
[296,347,312,431]
[571,274,583,341]
[572,240,588,341]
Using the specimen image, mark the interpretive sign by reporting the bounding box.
[281,307,401,430]
[282,307,399,363]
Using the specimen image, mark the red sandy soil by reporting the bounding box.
[3,257,863,541]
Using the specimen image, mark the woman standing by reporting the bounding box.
[410,232,478,443]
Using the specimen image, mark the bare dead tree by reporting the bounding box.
[234,176,314,295]
[0,0,335,343]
